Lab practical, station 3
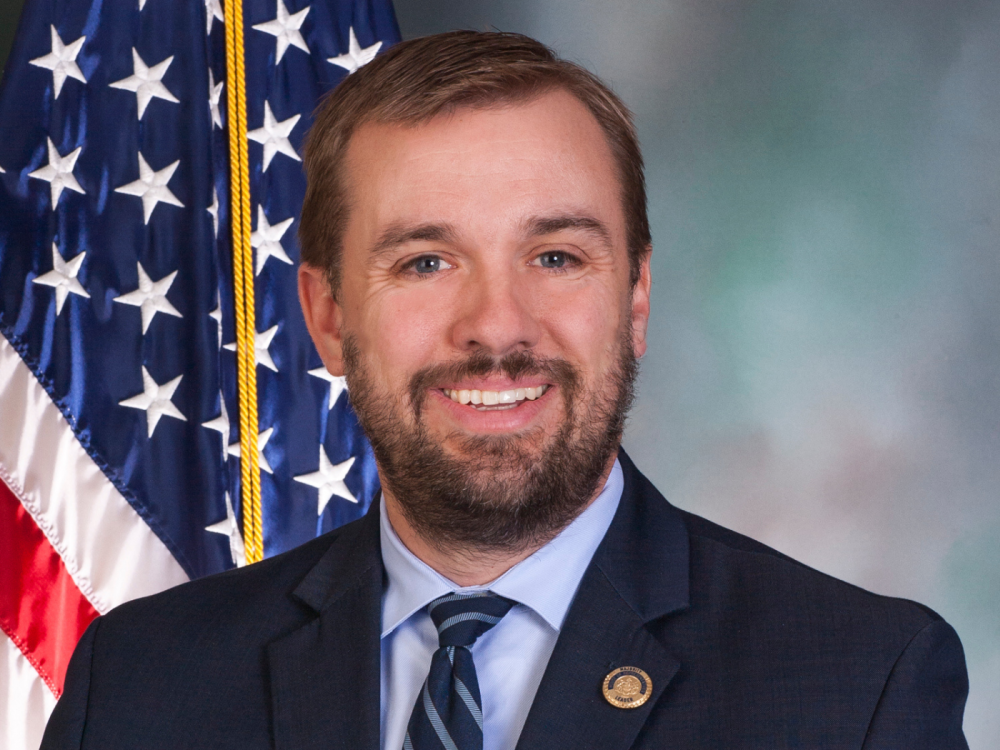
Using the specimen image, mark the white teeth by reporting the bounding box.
[444,385,549,408]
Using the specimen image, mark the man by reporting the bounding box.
[42,31,968,750]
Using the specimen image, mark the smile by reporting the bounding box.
[441,385,550,410]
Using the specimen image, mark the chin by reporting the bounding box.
[439,424,554,463]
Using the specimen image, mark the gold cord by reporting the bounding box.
[223,0,263,563]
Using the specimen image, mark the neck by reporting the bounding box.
[382,454,617,587]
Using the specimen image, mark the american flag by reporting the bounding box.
[0,1,398,746]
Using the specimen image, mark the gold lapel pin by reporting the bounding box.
[602,666,652,709]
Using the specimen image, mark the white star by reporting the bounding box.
[207,186,220,237]
[251,206,293,275]
[119,367,187,438]
[28,138,85,209]
[208,68,224,129]
[227,427,275,474]
[109,48,179,119]
[209,295,223,346]
[223,324,279,372]
[206,494,246,567]
[115,152,184,224]
[205,492,246,568]
[29,25,87,99]
[327,27,381,74]
[204,0,224,35]
[247,101,300,171]
[32,243,90,315]
[294,447,356,515]
[308,366,347,409]
[113,262,182,334]
[202,390,230,449]
[252,0,310,64]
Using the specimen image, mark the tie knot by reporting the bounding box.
[428,591,516,647]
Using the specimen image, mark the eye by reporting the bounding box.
[532,250,577,270]
[404,255,453,275]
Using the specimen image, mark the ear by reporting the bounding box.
[630,249,652,359]
[298,263,345,376]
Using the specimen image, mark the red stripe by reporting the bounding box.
[0,476,99,697]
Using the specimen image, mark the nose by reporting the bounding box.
[450,265,542,355]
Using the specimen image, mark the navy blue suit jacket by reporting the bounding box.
[42,451,969,748]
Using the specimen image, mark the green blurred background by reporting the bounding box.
[3,0,997,745]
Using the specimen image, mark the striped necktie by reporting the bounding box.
[404,591,516,750]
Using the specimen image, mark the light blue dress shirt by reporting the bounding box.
[379,459,624,750]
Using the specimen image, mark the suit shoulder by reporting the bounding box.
[677,507,942,630]
[100,520,353,634]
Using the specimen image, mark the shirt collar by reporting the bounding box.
[380,459,624,637]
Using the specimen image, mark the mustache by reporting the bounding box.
[408,349,580,418]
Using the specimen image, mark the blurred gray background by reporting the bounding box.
[3,0,997,745]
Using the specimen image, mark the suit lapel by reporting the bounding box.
[268,507,383,750]
[513,566,680,750]
[515,450,691,750]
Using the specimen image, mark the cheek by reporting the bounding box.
[535,283,625,374]
[357,289,449,383]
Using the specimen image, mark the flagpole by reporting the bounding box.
[224,0,264,564]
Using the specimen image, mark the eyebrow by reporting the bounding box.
[367,213,613,257]
[369,222,459,257]
[523,214,613,249]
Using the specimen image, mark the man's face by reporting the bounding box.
[300,89,651,552]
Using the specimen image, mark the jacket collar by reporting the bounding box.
[594,448,690,622]
[288,498,383,613]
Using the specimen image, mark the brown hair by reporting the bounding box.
[299,30,651,292]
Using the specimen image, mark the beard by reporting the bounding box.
[342,326,638,556]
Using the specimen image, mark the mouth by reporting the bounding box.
[440,385,551,411]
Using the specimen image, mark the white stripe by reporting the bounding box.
[428,591,490,614]
[438,611,502,633]
[0,633,57,750]
[0,335,189,614]
[453,675,483,730]
[422,681,460,750]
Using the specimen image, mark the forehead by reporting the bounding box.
[340,89,625,243]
